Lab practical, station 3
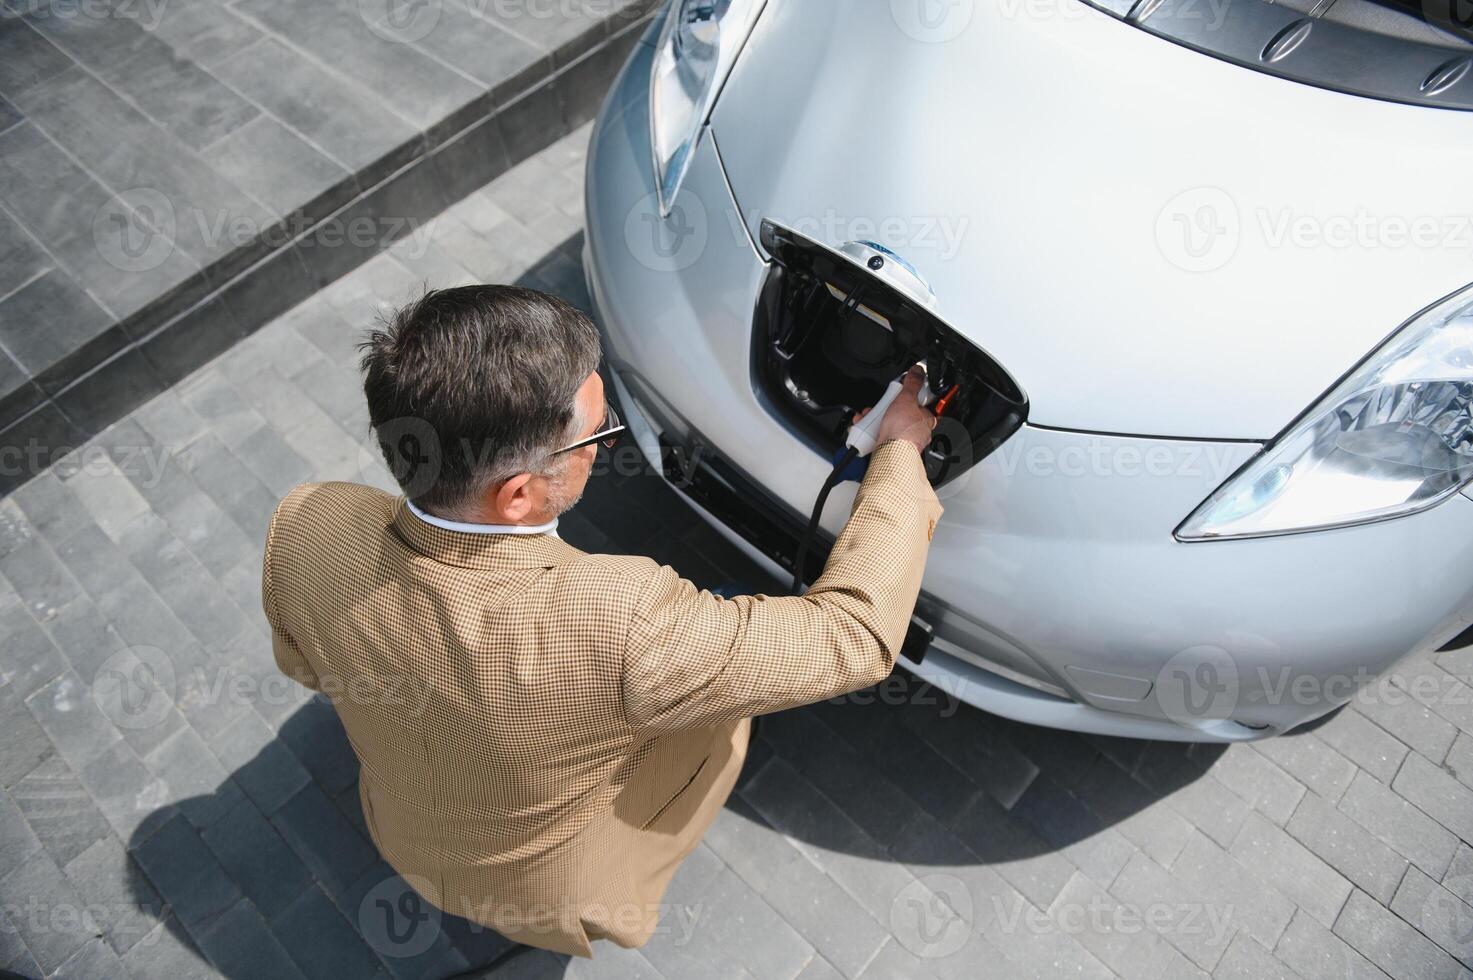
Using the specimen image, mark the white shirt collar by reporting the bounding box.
[406,499,559,537]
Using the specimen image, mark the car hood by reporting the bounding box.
[710,0,1473,439]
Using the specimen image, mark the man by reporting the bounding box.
[262,285,941,958]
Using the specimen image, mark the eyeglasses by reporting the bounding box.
[551,401,627,455]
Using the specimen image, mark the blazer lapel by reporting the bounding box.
[389,498,584,570]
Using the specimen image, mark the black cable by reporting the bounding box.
[791,445,859,595]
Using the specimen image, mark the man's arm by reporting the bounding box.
[622,439,942,730]
[261,495,321,692]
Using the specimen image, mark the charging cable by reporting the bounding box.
[790,367,933,595]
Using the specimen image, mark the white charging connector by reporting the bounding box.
[845,363,934,457]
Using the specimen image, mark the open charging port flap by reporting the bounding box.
[752,220,1027,486]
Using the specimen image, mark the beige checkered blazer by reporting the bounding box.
[261,440,941,957]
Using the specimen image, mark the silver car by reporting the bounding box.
[582,0,1473,740]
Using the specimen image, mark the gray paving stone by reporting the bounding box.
[1147,763,1251,850]
[0,848,92,973]
[132,388,208,452]
[132,814,242,931]
[946,790,1077,912]
[1045,870,1177,980]
[1339,770,1460,880]
[1172,829,1297,950]
[146,0,262,67]
[205,707,311,815]
[738,757,919,929]
[1274,910,1389,980]
[1228,811,1351,929]
[1448,731,1473,790]
[1214,932,1301,980]
[200,114,352,222]
[174,432,280,542]
[116,510,253,649]
[1449,845,1473,906]
[1009,772,1136,891]
[0,16,74,99]
[1108,849,1235,972]
[0,904,42,977]
[200,796,311,922]
[59,455,152,542]
[0,786,42,881]
[0,523,83,622]
[232,0,481,129]
[194,897,308,980]
[1286,793,1409,905]
[231,420,316,498]
[119,919,221,980]
[1356,683,1459,764]
[640,862,812,980]
[61,834,166,956]
[269,883,382,980]
[0,681,51,789]
[271,782,378,898]
[9,754,110,869]
[0,266,116,382]
[54,936,128,980]
[177,370,268,451]
[1389,652,1473,738]
[1390,867,1473,970]
[143,725,238,831]
[1334,889,1466,980]
[10,469,90,545]
[1252,731,1359,805]
[76,740,173,845]
[1393,752,1473,843]
[24,671,123,773]
[336,861,468,980]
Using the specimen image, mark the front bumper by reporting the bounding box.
[583,36,1473,741]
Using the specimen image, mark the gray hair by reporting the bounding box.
[360,285,602,517]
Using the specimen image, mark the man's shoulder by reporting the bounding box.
[268,482,397,547]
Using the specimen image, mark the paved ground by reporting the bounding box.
[0,0,648,489]
[2,123,1473,980]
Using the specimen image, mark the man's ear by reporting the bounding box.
[492,472,536,522]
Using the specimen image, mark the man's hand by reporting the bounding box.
[852,365,936,455]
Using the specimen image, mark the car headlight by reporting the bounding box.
[649,0,766,215]
[1177,283,1473,541]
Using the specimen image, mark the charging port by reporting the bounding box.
[752,220,1027,485]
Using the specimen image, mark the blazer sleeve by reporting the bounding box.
[622,440,943,730]
[261,497,321,692]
